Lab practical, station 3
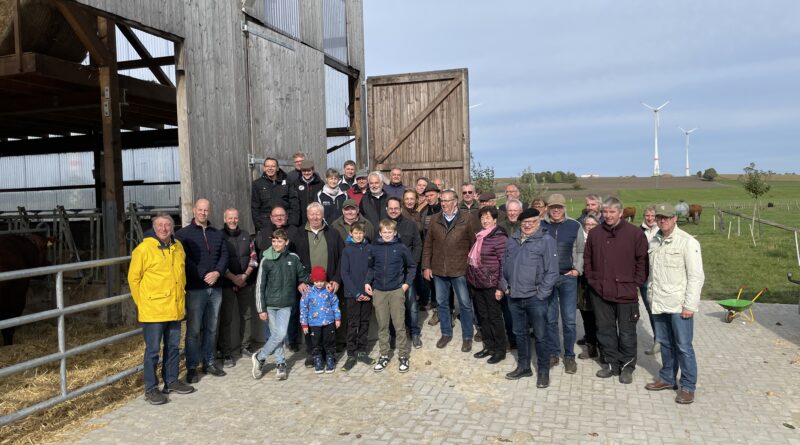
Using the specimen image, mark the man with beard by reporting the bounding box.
[289,159,323,227]
[359,171,389,228]
[251,157,294,232]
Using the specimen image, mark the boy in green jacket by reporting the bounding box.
[251,229,309,380]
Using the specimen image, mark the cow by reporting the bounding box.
[0,234,50,346]
[622,207,636,222]
[688,204,703,225]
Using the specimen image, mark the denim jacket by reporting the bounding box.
[499,227,559,300]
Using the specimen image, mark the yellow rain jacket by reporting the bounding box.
[128,235,187,322]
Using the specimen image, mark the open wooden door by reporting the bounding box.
[367,68,470,189]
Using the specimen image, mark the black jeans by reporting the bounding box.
[590,288,639,371]
[309,324,336,359]
[346,298,372,356]
[579,309,597,346]
[470,285,507,352]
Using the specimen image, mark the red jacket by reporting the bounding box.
[583,220,648,303]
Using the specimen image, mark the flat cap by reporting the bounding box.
[655,203,676,217]
[299,159,314,170]
[547,193,566,207]
[519,208,541,220]
[423,183,440,194]
[355,168,369,178]
[478,192,496,202]
[342,199,358,209]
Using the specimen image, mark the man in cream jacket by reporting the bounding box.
[644,203,704,405]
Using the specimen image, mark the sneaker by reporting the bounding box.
[145,388,168,405]
[223,355,236,368]
[398,357,410,373]
[412,335,423,349]
[427,311,440,326]
[162,380,195,394]
[675,389,695,404]
[186,369,199,384]
[275,363,287,380]
[374,355,390,372]
[251,353,265,379]
[314,355,324,374]
[342,355,358,372]
[325,355,335,374]
[202,363,227,377]
[357,352,375,365]
[618,368,634,384]
[564,357,577,374]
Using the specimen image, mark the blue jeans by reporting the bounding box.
[433,275,473,339]
[509,296,550,373]
[546,275,578,359]
[653,313,697,392]
[257,306,292,364]
[142,321,181,392]
[185,288,222,370]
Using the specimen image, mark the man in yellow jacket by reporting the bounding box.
[129,214,195,405]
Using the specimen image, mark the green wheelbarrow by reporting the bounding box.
[719,286,768,323]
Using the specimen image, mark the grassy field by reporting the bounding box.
[496,175,800,305]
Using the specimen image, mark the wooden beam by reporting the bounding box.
[13,0,22,73]
[374,77,461,164]
[52,0,112,66]
[118,55,175,70]
[326,127,351,137]
[0,129,178,155]
[376,161,463,171]
[0,92,97,117]
[324,54,360,79]
[117,24,175,87]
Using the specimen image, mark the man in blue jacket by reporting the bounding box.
[499,208,559,388]
[175,198,229,383]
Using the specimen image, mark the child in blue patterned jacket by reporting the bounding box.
[300,266,341,373]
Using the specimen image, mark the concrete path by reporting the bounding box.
[51,301,800,445]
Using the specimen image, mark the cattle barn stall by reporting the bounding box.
[0,0,365,320]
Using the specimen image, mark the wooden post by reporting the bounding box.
[97,16,125,325]
[13,0,22,73]
[795,231,800,267]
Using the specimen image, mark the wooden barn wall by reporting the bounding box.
[299,0,324,50]
[345,0,364,73]
[368,70,470,191]
[72,0,349,231]
[247,26,327,176]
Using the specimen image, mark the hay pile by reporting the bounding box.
[0,0,91,61]
[0,320,146,445]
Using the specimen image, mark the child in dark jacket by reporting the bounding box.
[365,219,417,374]
[340,223,374,371]
[300,266,342,373]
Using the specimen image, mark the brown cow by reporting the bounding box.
[688,204,702,225]
[0,234,50,346]
[622,207,636,222]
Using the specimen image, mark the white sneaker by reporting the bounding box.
[275,363,287,380]
[373,355,390,372]
[399,357,410,373]
[251,353,265,380]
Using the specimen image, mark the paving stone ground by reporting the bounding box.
[50,301,800,445]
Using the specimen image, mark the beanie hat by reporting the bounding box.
[310,266,327,282]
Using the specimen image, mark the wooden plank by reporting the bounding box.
[374,77,461,164]
[376,161,462,171]
[118,55,175,70]
[117,24,175,87]
[13,0,22,73]
[53,0,112,66]
[327,127,351,137]
[299,0,323,50]
[0,129,178,155]
[367,68,465,86]
[460,69,470,181]
[324,54,359,79]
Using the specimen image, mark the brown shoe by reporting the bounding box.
[645,379,677,391]
[675,389,695,404]
[461,339,473,352]
[474,328,482,343]
[436,335,452,349]
[578,344,598,360]
[427,311,440,326]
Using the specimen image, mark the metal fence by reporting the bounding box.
[0,257,138,427]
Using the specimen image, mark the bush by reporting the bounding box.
[470,153,495,194]
[702,168,718,181]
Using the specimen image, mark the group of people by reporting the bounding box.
[128,152,704,406]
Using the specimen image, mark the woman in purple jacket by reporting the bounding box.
[467,207,509,364]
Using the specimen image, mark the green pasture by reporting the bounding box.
[531,179,800,305]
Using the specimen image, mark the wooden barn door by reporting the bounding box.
[367,69,470,189]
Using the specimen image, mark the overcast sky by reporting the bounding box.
[363,1,800,177]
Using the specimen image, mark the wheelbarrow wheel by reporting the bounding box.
[725,310,736,323]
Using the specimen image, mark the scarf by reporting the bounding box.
[322,184,341,197]
[468,225,495,267]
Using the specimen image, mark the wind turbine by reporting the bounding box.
[678,126,698,177]
[641,100,670,176]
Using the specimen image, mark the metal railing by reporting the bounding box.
[0,256,139,427]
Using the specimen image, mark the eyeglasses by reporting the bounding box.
[462,191,474,195]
